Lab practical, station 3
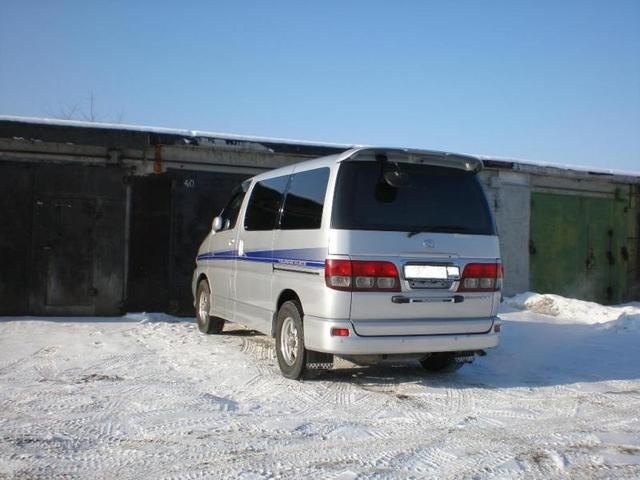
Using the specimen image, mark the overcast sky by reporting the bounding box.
[1,1,638,171]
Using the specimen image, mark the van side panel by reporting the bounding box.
[232,229,279,332]
[270,231,351,322]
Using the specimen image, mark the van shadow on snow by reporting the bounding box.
[222,328,263,337]
[309,320,640,390]
[3,315,637,390]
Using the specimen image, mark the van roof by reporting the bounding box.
[251,147,483,182]
[338,147,483,171]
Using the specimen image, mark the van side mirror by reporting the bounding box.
[212,216,224,232]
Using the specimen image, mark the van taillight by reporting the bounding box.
[458,263,503,292]
[325,259,400,292]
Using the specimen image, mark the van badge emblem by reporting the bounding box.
[422,239,435,248]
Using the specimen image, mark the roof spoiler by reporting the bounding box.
[338,147,483,172]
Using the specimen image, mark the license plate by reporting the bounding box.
[404,265,460,280]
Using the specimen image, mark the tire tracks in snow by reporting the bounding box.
[2,318,639,479]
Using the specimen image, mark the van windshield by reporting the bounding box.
[331,161,496,235]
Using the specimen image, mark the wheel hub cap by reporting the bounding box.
[198,290,209,325]
[280,317,299,366]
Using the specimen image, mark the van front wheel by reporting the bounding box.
[195,280,225,334]
[275,301,307,379]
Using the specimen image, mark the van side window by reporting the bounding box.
[244,176,289,231]
[220,190,245,230]
[281,168,330,230]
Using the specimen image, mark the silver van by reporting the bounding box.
[192,148,502,379]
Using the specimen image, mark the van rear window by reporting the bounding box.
[331,161,495,235]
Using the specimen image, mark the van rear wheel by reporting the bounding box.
[420,353,464,373]
[275,301,307,379]
[195,280,225,334]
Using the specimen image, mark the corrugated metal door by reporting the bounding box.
[530,192,629,304]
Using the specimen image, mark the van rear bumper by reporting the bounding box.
[304,315,500,355]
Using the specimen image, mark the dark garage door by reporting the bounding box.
[33,197,97,309]
[27,164,127,315]
[126,170,250,315]
[0,163,33,315]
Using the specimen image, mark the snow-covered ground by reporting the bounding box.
[1,295,639,479]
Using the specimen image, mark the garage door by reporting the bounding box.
[529,191,630,304]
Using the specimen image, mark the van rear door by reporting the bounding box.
[329,158,499,336]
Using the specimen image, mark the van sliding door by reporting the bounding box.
[234,174,290,331]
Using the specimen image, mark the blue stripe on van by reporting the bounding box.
[196,247,326,269]
[196,250,235,261]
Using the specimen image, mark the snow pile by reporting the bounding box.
[605,311,640,332]
[504,292,640,330]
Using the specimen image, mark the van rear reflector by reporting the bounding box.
[330,328,350,337]
[325,259,400,292]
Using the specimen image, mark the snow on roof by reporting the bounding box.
[1,115,638,178]
[474,152,640,178]
[0,115,354,150]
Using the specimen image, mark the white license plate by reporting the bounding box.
[404,265,459,280]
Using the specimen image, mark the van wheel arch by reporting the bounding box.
[195,278,224,334]
[273,289,302,336]
[194,273,209,305]
[196,273,208,290]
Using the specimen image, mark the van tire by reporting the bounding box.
[195,280,225,334]
[275,300,307,379]
[420,353,464,373]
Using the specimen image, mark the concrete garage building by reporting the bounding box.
[0,116,638,316]
[477,159,639,304]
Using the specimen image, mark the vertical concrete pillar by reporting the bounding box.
[480,171,531,296]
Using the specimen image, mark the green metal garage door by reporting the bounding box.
[530,191,630,304]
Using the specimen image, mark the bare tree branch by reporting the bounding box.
[49,103,80,120]
[80,93,96,122]
[113,109,126,124]
[48,92,125,123]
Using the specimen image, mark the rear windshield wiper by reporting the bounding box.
[407,225,473,237]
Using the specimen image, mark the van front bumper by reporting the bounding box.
[303,315,500,355]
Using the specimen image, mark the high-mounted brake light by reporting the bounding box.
[458,263,503,292]
[325,259,400,292]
